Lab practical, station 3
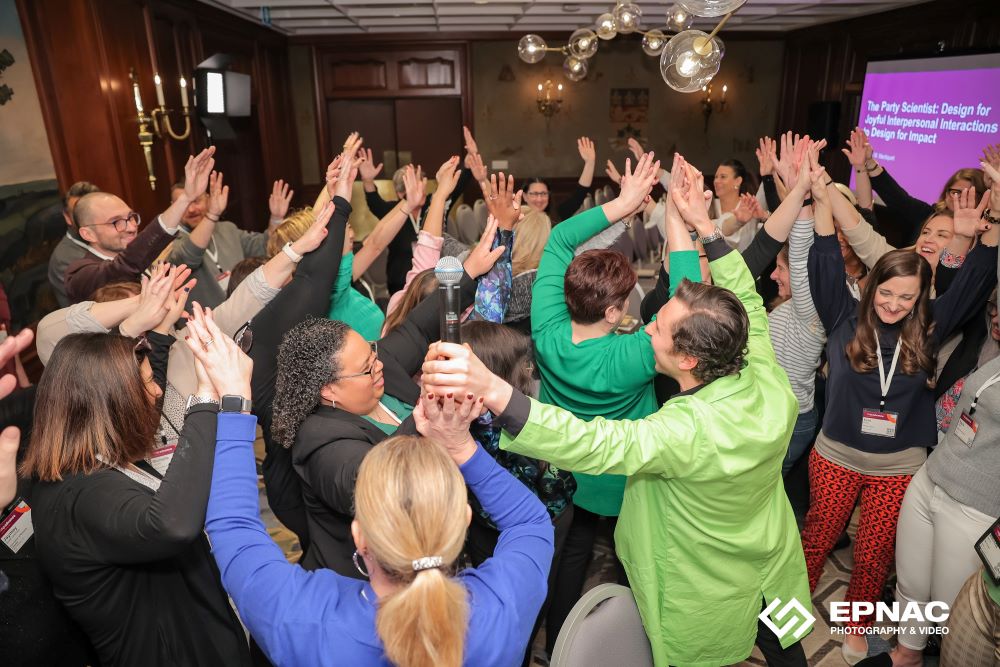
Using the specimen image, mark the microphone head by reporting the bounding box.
[434,256,464,286]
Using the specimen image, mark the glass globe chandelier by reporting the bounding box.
[515,1,737,90]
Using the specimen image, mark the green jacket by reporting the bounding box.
[328,253,385,342]
[531,207,658,516]
[506,249,811,666]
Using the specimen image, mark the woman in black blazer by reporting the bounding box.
[20,333,251,667]
[271,235,504,578]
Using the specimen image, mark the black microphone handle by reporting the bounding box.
[439,283,462,344]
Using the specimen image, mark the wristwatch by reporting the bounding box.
[281,242,303,264]
[220,395,252,413]
[699,227,724,245]
[185,395,219,413]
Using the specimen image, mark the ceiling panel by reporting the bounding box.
[205,0,933,35]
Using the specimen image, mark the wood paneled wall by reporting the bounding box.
[16,0,300,231]
[777,0,1000,182]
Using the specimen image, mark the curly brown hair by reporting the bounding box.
[271,317,352,449]
[671,279,749,384]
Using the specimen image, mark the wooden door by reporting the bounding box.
[393,97,463,174]
[327,99,396,172]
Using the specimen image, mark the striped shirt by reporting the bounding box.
[768,218,826,413]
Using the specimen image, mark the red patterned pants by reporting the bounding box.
[800,448,913,629]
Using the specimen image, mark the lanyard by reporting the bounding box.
[377,401,402,426]
[96,455,161,491]
[970,370,1000,415]
[875,337,902,410]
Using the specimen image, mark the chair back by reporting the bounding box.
[473,198,489,238]
[550,584,654,667]
[455,204,478,245]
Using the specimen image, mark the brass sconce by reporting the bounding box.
[129,68,157,190]
[151,73,192,141]
[536,79,563,119]
[700,82,727,132]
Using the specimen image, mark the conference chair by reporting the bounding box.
[455,204,479,245]
[550,584,654,667]
[594,188,608,206]
[473,198,489,238]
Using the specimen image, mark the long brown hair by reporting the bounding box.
[384,269,438,335]
[935,168,986,209]
[846,249,935,385]
[355,436,469,667]
[21,334,159,482]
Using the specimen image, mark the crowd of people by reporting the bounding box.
[0,122,998,667]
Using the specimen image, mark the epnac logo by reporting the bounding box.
[759,598,816,641]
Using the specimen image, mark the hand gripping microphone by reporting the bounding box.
[434,256,464,344]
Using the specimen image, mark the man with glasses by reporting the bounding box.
[47,181,101,307]
[63,148,216,303]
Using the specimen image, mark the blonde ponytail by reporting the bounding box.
[354,436,470,667]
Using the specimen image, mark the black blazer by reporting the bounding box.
[293,271,478,576]
[29,406,251,667]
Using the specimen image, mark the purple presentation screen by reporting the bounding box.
[854,54,1000,203]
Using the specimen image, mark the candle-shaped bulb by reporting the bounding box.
[133,80,144,114]
[179,77,189,109]
[557,83,563,91]
[722,84,728,95]
[154,73,166,107]
[537,83,543,92]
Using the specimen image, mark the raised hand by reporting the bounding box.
[577,136,596,164]
[483,172,523,231]
[154,272,197,335]
[291,201,334,256]
[334,148,360,201]
[184,146,217,201]
[207,170,229,218]
[120,263,184,337]
[412,392,479,465]
[184,303,253,399]
[0,328,32,402]
[269,179,294,221]
[982,144,1000,198]
[325,155,343,198]
[463,125,480,158]
[841,128,869,169]
[952,187,992,238]
[463,215,507,278]
[405,163,429,212]
[627,136,645,161]
[670,159,714,236]
[466,149,488,184]
[756,137,777,176]
[733,193,761,223]
[421,341,511,414]
[358,148,383,183]
[608,152,660,221]
[605,159,622,185]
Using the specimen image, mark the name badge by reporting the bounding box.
[148,441,177,476]
[0,498,33,554]
[975,517,1000,586]
[955,412,978,447]
[861,408,897,438]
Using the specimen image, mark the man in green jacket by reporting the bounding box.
[421,158,811,667]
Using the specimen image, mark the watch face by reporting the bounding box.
[221,395,246,412]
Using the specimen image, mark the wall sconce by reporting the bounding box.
[700,82,727,132]
[151,73,192,141]
[129,68,157,190]
[536,79,563,119]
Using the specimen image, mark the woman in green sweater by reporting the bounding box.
[530,152,705,651]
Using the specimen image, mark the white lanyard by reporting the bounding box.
[377,401,402,426]
[970,370,1000,416]
[96,455,161,491]
[875,337,902,410]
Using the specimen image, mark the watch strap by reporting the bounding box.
[281,242,303,264]
[185,395,219,413]
[699,227,724,245]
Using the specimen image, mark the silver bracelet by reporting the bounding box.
[699,227,724,245]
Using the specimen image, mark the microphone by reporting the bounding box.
[434,256,464,344]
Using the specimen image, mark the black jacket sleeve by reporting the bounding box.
[146,331,175,393]
[73,404,220,564]
[556,184,591,223]
[250,197,351,432]
[742,227,784,278]
[931,243,999,343]
[364,190,396,219]
[641,265,671,323]
[379,272,478,377]
[762,175,781,213]
[870,168,934,243]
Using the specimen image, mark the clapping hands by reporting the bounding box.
[184,303,253,401]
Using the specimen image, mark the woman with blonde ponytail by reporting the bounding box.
[198,311,554,667]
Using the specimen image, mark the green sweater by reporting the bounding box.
[328,253,385,341]
[530,206,701,515]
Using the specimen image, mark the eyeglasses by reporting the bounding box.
[525,191,550,198]
[335,341,379,381]
[83,212,141,232]
[133,335,152,362]
[234,321,253,353]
